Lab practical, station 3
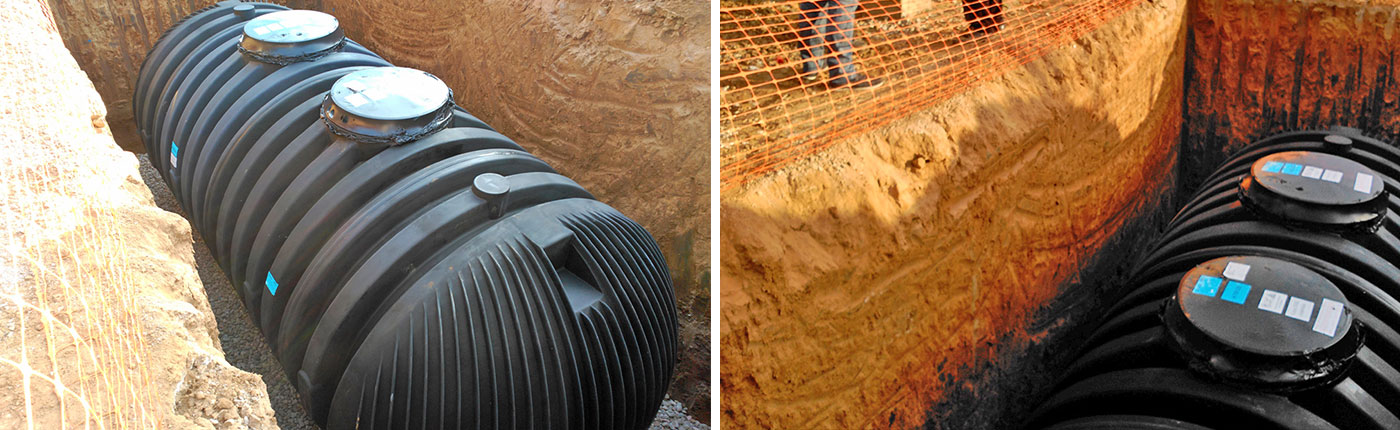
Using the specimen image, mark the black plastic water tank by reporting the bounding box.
[135,4,677,429]
[1026,128,1400,429]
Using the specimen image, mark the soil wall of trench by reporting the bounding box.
[723,0,1400,428]
[0,1,275,428]
[1181,0,1400,197]
[719,0,1189,427]
[42,0,712,419]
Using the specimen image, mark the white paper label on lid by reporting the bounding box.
[1313,299,1345,337]
[362,88,388,101]
[1355,172,1375,193]
[1258,289,1288,314]
[1222,262,1251,281]
[1322,170,1344,183]
[343,93,370,107]
[266,23,284,31]
[1285,297,1315,321]
[1301,166,1324,179]
[252,26,271,36]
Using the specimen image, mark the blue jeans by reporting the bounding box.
[798,0,858,79]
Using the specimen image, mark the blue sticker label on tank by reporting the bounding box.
[1192,275,1222,297]
[1282,163,1303,175]
[266,273,279,295]
[170,142,179,168]
[1221,281,1252,305]
[1261,161,1283,173]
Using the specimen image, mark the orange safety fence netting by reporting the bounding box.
[720,0,1143,190]
[0,1,163,429]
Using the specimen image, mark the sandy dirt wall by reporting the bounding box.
[719,0,1187,427]
[43,0,207,154]
[0,1,274,428]
[45,0,712,420]
[1183,0,1400,193]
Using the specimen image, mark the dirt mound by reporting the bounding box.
[719,0,1187,427]
[0,1,275,428]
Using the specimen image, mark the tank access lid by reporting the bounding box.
[321,66,454,145]
[239,10,345,64]
[1163,255,1362,392]
[1240,150,1388,232]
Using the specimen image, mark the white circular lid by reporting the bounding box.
[244,10,339,44]
[328,67,452,121]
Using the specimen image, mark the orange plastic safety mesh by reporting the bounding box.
[720,0,1142,190]
[0,2,164,428]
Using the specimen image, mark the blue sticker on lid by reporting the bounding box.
[1282,163,1303,175]
[265,273,279,295]
[1261,161,1283,173]
[1192,275,1222,297]
[1221,281,1252,305]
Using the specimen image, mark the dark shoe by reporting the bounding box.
[829,74,884,89]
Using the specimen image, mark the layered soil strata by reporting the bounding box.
[720,0,1188,427]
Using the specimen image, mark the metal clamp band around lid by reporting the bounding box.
[319,66,456,145]
[238,10,345,65]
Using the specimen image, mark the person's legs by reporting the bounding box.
[797,1,830,78]
[823,0,859,80]
[823,0,883,88]
[798,0,881,89]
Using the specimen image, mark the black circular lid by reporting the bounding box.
[320,67,454,145]
[238,10,344,64]
[1239,151,1387,232]
[1163,256,1362,392]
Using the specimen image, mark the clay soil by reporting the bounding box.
[1182,0,1400,195]
[720,0,1188,428]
